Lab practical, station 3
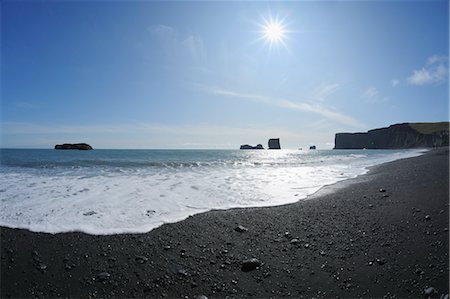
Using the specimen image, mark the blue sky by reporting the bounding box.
[1,0,448,149]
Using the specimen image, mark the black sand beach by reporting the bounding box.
[1,148,449,298]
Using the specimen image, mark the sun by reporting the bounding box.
[257,14,290,51]
[263,20,286,44]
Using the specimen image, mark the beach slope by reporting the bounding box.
[1,148,448,298]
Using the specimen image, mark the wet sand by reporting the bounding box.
[1,148,449,298]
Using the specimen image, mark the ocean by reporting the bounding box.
[0,148,424,235]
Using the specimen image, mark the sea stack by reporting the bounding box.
[240,144,264,150]
[54,143,93,150]
[268,138,281,149]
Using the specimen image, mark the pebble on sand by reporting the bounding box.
[234,225,248,232]
[96,272,110,282]
[241,258,262,272]
[424,287,435,296]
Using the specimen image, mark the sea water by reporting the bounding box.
[0,148,424,235]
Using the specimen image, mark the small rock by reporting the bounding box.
[234,225,248,233]
[290,238,299,244]
[368,204,374,208]
[379,188,386,193]
[376,258,386,265]
[65,264,74,270]
[37,263,47,270]
[424,287,435,296]
[196,295,208,299]
[178,269,189,276]
[96,272,110,282]
[425,215,431,221]
[83,211,97,216]
[135,255,148,264]
[304,243,310,249]
[383,194,389,198]
[284,231,291,238]
[163,245,171,250]
[320,250,326,256]
[241,258,262,272]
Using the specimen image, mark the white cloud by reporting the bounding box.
[310,83,340,102]
[407,55,448,86]
[391,79,400,87]
[201,85,364,128]
[148,24,206,63]
[363,87,379,98]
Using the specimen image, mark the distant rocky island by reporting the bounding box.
[335,122,449,149]
[268,138,281,149]
[54,143,93,150]
[240,144,264,150]
[240,138,281,150]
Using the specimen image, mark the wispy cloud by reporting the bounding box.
[407,55,448,86]
[310,83,340,102]
[363,87,379,99]
[391,79,400,87]
[362,86,390,104]
[201,85,364,128]
[148,24,206,63]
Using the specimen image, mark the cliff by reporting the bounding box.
[334,122,449,149]
[54,143,93,150]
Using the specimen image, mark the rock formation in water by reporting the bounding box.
[309,145,316,150]
[268,138,281,149]
[334,122,449,149]
[54,143,93,150]
[240,144,264,150]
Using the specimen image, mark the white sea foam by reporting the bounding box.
[0,149,425,235]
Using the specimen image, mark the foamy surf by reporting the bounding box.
[0,149,425,235]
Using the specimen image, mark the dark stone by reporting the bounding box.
[135,255,148,264]
[83,211,97,216]
[334,122,449,149]
[54,143,93,150]
[240,144,264,150]
[268,138,281,149]
[376,258,386,265]
[234,225,248,232]
[424,287,435,296]
[241,258,262,272]
[96,272,110,282]
[309,145,316,150]
[36,263,47,270]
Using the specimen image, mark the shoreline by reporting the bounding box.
[1,148,449,298]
